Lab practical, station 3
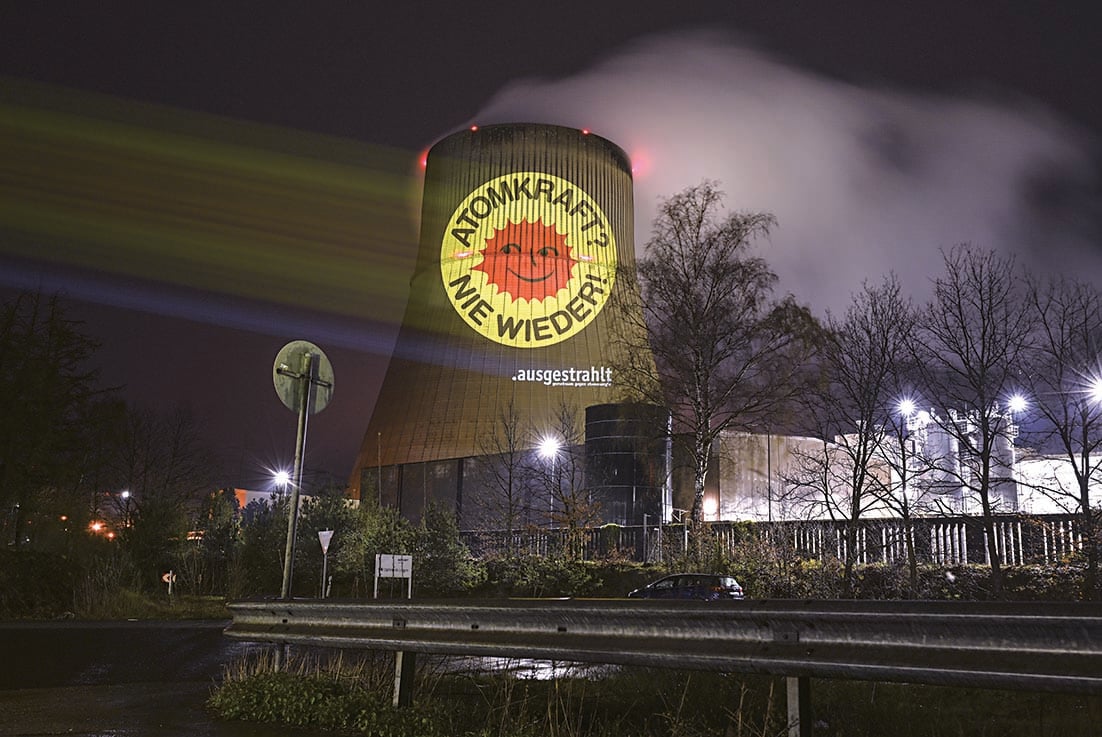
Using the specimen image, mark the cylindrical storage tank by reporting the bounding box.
[925,416,963,505]
[351,124,651,514]
[990,430,1019,511]
[585,403,671,526]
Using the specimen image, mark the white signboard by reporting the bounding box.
[374,553,413,598]
[318,529,334,554]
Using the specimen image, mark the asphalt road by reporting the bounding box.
[0,620,330,737]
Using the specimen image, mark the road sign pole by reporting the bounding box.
[318,530,334,598]
[270,340,334,671]
[280,351,316,600]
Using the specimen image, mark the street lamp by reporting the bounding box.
[894,399,917,504]
[1007,393,1028,414]
[1003,392,1027,447]
[1089,377,1102,405]
[272,469,291,494]
[538,436,561,523]
[119,490,132,529]
[538,435,561,461]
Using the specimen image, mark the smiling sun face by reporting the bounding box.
[473,219,576,302]
[439,171,617,348]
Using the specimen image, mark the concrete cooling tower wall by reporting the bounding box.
[350,124,649,515]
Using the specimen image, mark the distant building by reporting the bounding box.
[232,488,282,511]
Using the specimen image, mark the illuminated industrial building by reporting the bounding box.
[348,124,1060,532]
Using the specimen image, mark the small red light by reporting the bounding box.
[581,128,590,135]
[470,125,479,132]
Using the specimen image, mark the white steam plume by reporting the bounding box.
[471,31,1099,315]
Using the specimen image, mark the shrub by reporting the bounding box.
[210,650,453,736]
[0,549,75,618]
[1002,564,1085,601]
[209,670,451,736]
[412,504,484,597]
[477,555,602,598]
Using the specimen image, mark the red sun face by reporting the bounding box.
[473,219,576,302]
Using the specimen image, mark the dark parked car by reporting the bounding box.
[627,573,744,601]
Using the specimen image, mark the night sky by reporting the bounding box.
[2,2,1100,487]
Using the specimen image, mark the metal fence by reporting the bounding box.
[461,513,1089,566]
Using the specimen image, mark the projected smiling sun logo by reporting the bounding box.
[475,219,574,301]
[440,172,617,348]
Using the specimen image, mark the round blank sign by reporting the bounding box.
[273,340,334,414]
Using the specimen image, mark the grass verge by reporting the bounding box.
[207,649,1102,736]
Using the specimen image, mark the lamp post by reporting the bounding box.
[1003,393,1027,508]
[894,397,922,595]
[896,399,916,506]
[538,436,562,525]
[119,490,132,529]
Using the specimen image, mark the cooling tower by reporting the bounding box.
[350,124,647,513]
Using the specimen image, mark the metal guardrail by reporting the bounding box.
[225,598,1102,695]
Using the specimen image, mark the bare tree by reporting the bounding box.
[612,181,819,526]
[469,399,535,551]
[112,405,216,586]
[874,400,950,595]
[789,276,916,595]
[783,436,850,522]
[113,406,212,512]
[912,244,1035,597]
[1024,274,1102,599]
[540,400,600,560]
